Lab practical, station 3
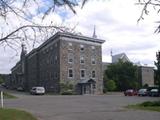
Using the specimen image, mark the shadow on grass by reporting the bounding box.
[126,101,160,112]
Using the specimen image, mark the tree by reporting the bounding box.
[0,0,88,52]
[105,80,116,92]
[0,75,4,84]
[137,0,160,33]
[105,60,140,91]
[154,51,160,88]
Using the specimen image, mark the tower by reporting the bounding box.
[20,41,27,60]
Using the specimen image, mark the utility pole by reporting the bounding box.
[0,91,4,108]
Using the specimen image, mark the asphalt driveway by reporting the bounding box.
[2,92,160,120]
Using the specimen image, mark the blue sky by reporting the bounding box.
[0,0,160,73]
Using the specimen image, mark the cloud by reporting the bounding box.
[0,0,160,73]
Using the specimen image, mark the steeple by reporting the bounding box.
[92,25,97,38]
[20,39,27,60]
[110,49,113,57]
[111,49,113,63]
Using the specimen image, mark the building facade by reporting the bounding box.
[138,66,154,87]
[11,32,105,94]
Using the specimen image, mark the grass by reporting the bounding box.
[126,101,160,112]
[3,92,17,99]
[0,108,37,120]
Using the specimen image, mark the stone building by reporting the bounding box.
[138,66,154,87]
[11,32,105,94]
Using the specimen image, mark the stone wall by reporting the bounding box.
[60,38,103,94]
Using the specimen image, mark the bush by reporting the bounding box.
[60,82,74,95]
[61,90,74,95]
[106,80,116,91]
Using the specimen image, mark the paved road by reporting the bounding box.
[2,90,160,120]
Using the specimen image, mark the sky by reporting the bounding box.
[0,0,160,74]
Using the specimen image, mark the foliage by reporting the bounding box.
[0,108,37,120]
[143,83,149,88]
[0,0,88,52]
[105,80,116,91]
[60,82,74,95]
[105,60,140,91]
[154,51,160,89]
[0,76,4,84]
[127,101,160,112]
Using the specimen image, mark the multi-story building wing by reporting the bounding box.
[11,32,105,94]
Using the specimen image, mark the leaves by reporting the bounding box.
[105,61,139,91]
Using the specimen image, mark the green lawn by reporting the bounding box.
[3,92,17,99]
[0,108,37,120]
[126,101,160,112]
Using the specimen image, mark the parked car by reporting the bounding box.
[138,89,148,96]
[17,86,24,91]
[124,89,137,96]
[148,89,160,97]
[30,87,45,95]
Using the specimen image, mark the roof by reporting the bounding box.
[78,79,96,84]
[112,53,130,63]
[37,32,105,50]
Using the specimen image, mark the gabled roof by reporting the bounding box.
[112,53,130,63]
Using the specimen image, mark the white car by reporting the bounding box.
[30,87,45,95]
[138,89,148,96]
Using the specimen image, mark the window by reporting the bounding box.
[68,43,72,50]
[54,72,58,79]
[54,55,57,63]
[68,53,74,63]
[80,45,84,51]
[92,70,96,78]
[91,57,96,65]
[80,56,85,64]
[80,69,85,78]
[55,43,57,47]
[68,68,73,78]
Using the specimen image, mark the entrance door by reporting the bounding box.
[82,84,91,94]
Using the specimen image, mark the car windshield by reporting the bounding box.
[127,89,133,92]
[37,88,44,91]
[151,89,158,92]
[139,89,147,92]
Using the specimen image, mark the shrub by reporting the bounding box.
[61,90,74,95]
[106,80,116,91]
[60,82,74,95]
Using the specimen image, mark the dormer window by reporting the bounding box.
[80,45,84,51]
[68,43,72,50]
